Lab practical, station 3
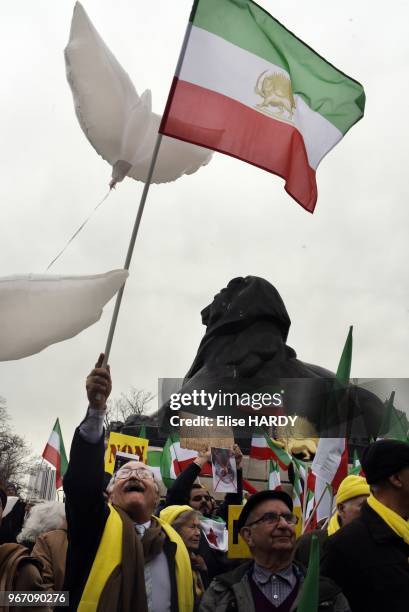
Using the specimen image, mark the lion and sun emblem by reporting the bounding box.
[254,70,296,123]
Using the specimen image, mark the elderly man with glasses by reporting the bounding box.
[63,355,194,612]
[199,490,350,612]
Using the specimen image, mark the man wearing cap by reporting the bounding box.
[295,475,370,566]
[321,439,409,612]
[200,490,350,612]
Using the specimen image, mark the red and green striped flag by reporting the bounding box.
[160,0,365,213]
[160,432,212,488]
[349,449,364,476]
[250,431,291,470]
[292,458,306,537]
[268,460,282,491]
[250,430,292,470]
[42,418,68,489]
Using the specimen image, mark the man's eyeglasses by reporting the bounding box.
[115,467,154,480]
[191,494,211,502]
[245,511,298,527]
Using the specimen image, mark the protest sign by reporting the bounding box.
[227,505,251,559]
[104,432,148,474]
[211,447,237,493]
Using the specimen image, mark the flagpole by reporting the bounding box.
[302,484,329,534]
[101,133,163,367]
[101,18,195,368]
[301,465,309,526]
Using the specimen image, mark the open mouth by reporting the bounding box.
[123,480,145,493]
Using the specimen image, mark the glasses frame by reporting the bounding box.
[114,467,154,481]
[245,511,299,528]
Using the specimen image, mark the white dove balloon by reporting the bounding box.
[65,2,213,187]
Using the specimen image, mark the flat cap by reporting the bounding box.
[237,490,293,531]
[361,439,409,484]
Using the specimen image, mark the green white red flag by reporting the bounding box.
[160,433,212,487]
[292,458,306,536]
[147,448,163,482]
[42,418,68,489]
[250,430,291,470]
[160,0,365,212]
[311,327,352,521]
[349,449,364,477]
[268,460,281,490]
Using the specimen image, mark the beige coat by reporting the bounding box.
[0,543,49,612]
[31,529,67,593]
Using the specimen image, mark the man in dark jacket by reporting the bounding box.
[63,355,194,612]
[321,439,409,612]
[200,490,350,612]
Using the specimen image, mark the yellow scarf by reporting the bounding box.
[79,504,123,612]
[155,516,194,612]
[78,507,194,612]
[367,494,409,545]
[327,512,341,536]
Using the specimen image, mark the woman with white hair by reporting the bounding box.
[17,501,67,593]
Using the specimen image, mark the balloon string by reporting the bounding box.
[45,190,111,271]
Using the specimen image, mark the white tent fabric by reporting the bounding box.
[0,270,128,361]
[65,2,213,186]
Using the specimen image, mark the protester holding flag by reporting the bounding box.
[321,439,409,612]
[63,355,194,612]
[295,475,369,566]
[200,490,350,611]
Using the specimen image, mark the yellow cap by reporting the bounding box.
[159,505,193,524]
[336,475,370,505]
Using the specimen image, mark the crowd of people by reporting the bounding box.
[0,356,408,611]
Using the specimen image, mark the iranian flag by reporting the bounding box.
[304,469,318,532]
[292,458,306,537]
[349,449,365,477]
[42,418,68,489]
[250,430,291,470]
[147,448,163,482]
[160,433,212,487]
[268,460,281,491]
[160,0,365,212]
[311,327,352,521]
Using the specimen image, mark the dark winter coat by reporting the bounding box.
[321,502,409,612]
[199,560,350,612]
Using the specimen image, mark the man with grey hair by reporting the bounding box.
[63,355,194,612]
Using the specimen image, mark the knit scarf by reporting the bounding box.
[367,494,409,545]
[141,520,166,562]
[327,512,341,536]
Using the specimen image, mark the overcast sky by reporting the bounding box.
[1,0,408,459]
